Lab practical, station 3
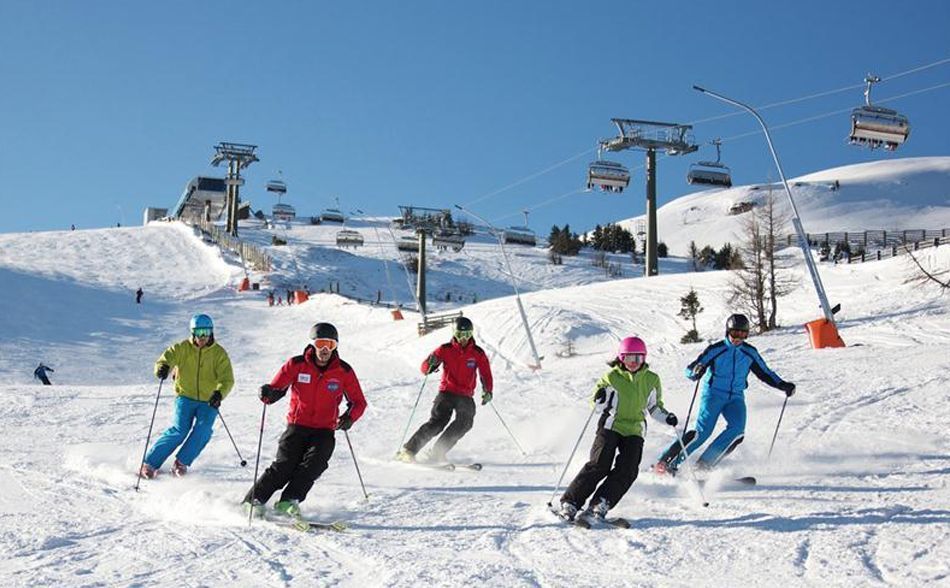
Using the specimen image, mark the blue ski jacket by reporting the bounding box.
[686,338,787,398]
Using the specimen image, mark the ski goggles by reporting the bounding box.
[454,329,474,340]
[313,338,338,351]
[619,353,645,364]
[728,329,749,340]
[192,328,213,339]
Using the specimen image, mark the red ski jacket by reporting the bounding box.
[420,338,493,398]
[270,346,367,430]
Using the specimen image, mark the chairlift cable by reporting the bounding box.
[692,55,950,125]
[463,57,950,216]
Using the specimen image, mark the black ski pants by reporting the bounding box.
[562,428,644,510]
[404,392,476,457]
[245,424,335,505]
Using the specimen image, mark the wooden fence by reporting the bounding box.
[785,228,950,249]
[188,220,272,272]
[781,228,950,265]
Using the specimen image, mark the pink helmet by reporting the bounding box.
[617,336,647,360]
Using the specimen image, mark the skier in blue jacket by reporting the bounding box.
[653,314,796,474]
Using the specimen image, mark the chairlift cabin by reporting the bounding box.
[586,160,630,193]
[396,235,418,252]
[502,226,537,246]
[320,208,345,223]
[335,229,364,248]
[850,107,910,151]
[687,163,732,187]
[266,179,288,195]
[272,203,296,222]
[432,231,465,252]
[686,139,732,187]
[848,75,910,151]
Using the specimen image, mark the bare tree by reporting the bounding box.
[905,245,950,289]
[729,191,797,331]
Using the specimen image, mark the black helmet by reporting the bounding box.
[726,314,750,332]
[455,316,473,331]
[309,322,338,341]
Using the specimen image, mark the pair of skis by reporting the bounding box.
[654,429,757,487]
[547,505,630,530]
[409,461,483,472]
[268,517,348,533]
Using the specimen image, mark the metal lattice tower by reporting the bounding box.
[601,119,698,276]
[211,142,259,236]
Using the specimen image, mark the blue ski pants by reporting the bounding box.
[145,396,218,469]
[669,391,746,468]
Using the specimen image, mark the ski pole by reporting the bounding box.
[344,430,369,501]
[215,409,247,467]
[767,396,789,460]
[490,402,527,457]
[248,403,267,527]
[135,379,164,492]
[672,426,709,508]
[397,373,429,453]
[683,376,702,432]
[546,405,596,507]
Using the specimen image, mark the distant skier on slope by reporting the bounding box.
[397,316,493,464]
[652,313,796,476]
[558,336,676,522]
[34,363,54,385]
[244,322,367,518]
[139,314,234,479]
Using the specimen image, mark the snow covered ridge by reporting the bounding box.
[0,157,948,585]
[616,156,950,256]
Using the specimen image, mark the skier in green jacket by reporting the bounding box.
[559,336,677,522]
[139,314,234,479]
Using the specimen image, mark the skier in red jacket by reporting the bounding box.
[397,316,493,464]
[243,322,367,518]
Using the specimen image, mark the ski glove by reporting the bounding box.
[425,355,441,374]
[481,390,493,405]
[779,381,796,397]
[594,387,607,404]
[209,390,223,409]
[259,384,287,404]
[156,364,170,380]
[688,364,706,381]
[337,413,353,431]
[666,412,679,427]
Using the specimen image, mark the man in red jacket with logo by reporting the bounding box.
[243,322,367,518]
[397,316,493,464]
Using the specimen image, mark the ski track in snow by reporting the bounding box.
[2,160,950,586]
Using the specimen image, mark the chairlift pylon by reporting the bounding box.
[686,138,732,188]
[848,74,910,151]
[586,147,630,193]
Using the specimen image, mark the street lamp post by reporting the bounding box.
[693,86,843,347]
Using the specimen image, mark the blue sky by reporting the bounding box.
[1,1,948,235]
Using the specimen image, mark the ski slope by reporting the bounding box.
[1,159,949,587]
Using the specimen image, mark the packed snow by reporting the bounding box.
[1,157,948,587]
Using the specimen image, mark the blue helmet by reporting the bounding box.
[190,314,213,333]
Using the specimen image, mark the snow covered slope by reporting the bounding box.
[619,156,950,256]
[1,159,949,586]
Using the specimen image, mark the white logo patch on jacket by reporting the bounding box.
[297,373,311,384]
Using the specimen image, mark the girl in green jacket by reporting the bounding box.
[559,336,677,521]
